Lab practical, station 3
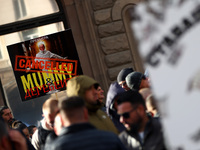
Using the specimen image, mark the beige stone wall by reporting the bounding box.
[62,0,144,93]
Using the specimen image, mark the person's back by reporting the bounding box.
[51,123,125,150]
[46,96,126,150]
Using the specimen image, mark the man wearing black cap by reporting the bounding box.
[117,68,134,91]
[125,71,150,91]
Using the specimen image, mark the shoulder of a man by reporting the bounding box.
[119,130,129,141]
[32,120,53,150]
[32,128,40,150]
[49,128,124,150]
[147,117,163,134]
[118,130,140,150]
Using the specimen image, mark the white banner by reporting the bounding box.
[132,0,200,149]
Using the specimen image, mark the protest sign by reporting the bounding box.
[132,0,200,149]
[7,29,82,101]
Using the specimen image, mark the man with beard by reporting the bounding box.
[66,75,119,134]
[0,106,15,127]
[117,90,167,150]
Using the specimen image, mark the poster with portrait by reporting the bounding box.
[132,0,200,149]
[7,29,83,101]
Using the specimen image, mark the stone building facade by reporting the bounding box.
[0,0,146,125]
[61,0,145,92]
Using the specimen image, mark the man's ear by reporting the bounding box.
[42,114,44,117]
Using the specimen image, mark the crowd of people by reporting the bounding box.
[0,67,167,150]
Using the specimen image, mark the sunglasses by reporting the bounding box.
[119,107,137,119]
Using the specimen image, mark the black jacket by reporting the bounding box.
[46,123,127,150]
[119,117,167,150]
[106,81,126,132]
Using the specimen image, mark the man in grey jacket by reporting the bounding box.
[117,90,167,150]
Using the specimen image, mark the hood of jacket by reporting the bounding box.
[67,75,98,98]
[106,81,125,115]
[67,75,101,111]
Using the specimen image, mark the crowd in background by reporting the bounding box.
[0,67,167,150]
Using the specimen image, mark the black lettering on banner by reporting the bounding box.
[171,26,183,38]
[163,36,175,47]
[145,4,200,67]
[192,5,200,22]
[146,44,163,66]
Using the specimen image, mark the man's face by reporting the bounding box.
[97,86,104,103]
[84,85,98,104]
[2,108,14,124]
[117,102,142,131]
[140,77,150,89]
[39,44,45,51]
[119,81,130,91]
[43,110,58,128]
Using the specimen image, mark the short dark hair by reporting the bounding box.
[117,90,145,107]
[94,83,100,90]
[59,96,85,111]
[28,125,37,134]
[0,106,9,116]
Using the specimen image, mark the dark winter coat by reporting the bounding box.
[46,123,127,150]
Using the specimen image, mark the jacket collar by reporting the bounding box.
[59,123,95,136]
[127,115,154,140]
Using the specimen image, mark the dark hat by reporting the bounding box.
[117,68,134,83]
[125,72,144,91]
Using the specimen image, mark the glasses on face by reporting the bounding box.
[119,107,137,119]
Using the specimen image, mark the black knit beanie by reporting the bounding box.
[117,68,134,83]
[125,72,144,91]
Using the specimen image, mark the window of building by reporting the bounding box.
[0,0,59,25]
[0,0,68,125]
